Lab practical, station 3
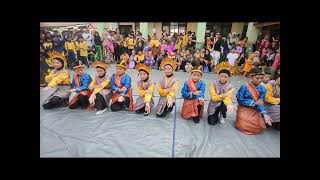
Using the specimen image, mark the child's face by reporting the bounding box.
[263,74,272,83]
[148,51,152,56]
[191,72,202,82]
[96,68,106,77]
[139,70,148,81]
[138,51,142,55]
[162,40,166,44]
[231,48,236,53]
[251,75,264,86]
[116,67,126,75]
[52,59,63,70]
[132,50,136,55]
[219,73,229,84]
[75,68,84,76]
[164,65,173,75]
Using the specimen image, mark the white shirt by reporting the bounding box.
[227,53,239,66]
[82,33,93,48]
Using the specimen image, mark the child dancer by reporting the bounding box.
[110,60,134,111]
[134,63,155,116]
[235,67,273,135]
[155,58,179,117]
[68,60,93,109]
[207,69,235,125]
[42,53,71,109]
[88,61,112,114]
[181,65,206,124]
[265,73,280,130]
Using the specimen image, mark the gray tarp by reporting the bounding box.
[40,65,280,157]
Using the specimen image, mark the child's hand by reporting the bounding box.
[255,99,264,106]
[68,89,77,92]
[118,96,125,102]
[43,86,52,91]
[264,115,273,126]
[227,104,234,114]
[89,94,96,104]
[194,91,201,96]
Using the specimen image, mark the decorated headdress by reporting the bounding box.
[191,65,203,75]
[72,60,85,70]
[135,63,152,75]
[249,67,265,76]
[160,58,177,70]
[262,66,272,75]
[48,51,67,67]
[92,61,108,70]
[214,61,231,74]
[116,60,128,69]
[219,68,231,77]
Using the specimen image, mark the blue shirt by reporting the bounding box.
[111,73,132,96]
[236,82,267,115]
[181,80,205,101]
[70,73,92,93]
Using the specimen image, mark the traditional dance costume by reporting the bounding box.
[265,79,280,123]
[207,69,235,125]
[235,70,269,135]
[69,61,92,109]
[134,64,155,115]
[156,58,179,117]
[43,53,71,109]
[110,61,134,111]
[88,61,112,113]
[181,66,206,123]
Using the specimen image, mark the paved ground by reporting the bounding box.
[40,64,280,157]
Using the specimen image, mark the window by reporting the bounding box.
[162,22,187,36]
[205,22,232,37]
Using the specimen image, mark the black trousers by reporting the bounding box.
[43,96,69,109]
[111,96,130,111]
[79,56,90,68]
[94,93,109,110]
[69,94,89,109]
[157,58,162,70]
[135,106,146,114]
[208,101,227,125]
[156,103,175,117]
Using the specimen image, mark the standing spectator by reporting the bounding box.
[182,31,190,50]
[76,36,90,68]
[64,35,77,69]
[82,28,93,50]
[272,48,280,72]
[175,34,183,51]
[171,32,178,43]
[93,31,103,61]
[127,32,136,56]
[203,49,213,72]
[149,33,160,62]
[114,28,123,61]
[212,32,223,67]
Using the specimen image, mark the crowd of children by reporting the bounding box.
[41,28,280,134]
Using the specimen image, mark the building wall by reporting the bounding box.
[231,22,245,34]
